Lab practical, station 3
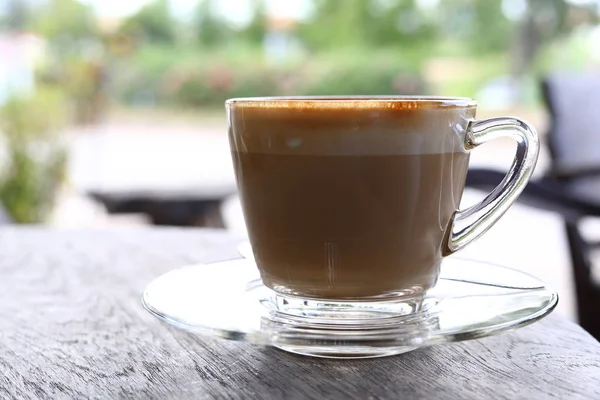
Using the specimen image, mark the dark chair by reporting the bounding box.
[466,72,600,339]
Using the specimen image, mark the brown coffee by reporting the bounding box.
[228,98,475,300]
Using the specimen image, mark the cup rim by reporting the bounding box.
[225,95,477,108]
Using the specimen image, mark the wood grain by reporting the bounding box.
[0,227,598,399]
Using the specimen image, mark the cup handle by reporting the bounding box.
[443,117,540,256]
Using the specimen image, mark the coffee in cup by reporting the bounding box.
[227,97,538,302]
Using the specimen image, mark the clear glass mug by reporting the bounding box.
[227,96,539,315]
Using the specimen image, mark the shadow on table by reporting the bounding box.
[173,318,597,399]
[248,331,583,400]
[252,347,435,398]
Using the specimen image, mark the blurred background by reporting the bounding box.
[1,0,600,324]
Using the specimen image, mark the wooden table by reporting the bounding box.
[1,228,599,399]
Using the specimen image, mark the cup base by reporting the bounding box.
[265,292,429,320]
[262,293,428,357]
[258,291,438,358]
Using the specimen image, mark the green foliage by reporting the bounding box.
[435,55,509,98]
[438,0,513,53]
[31,0,96,41]
[472,1,513,52]
[195,0,233,47]
[240,0,268,46]
[0,87,68,223]
[114,44,203,105]
[298,0,369,49]
[21,0,598,111]
[0,88,66,143]
[114,45,427,108]
[300,52,425,95]
[26,0,109,123]
[121,0,175,44]
[534,29,599,73]
[66,58,110,124]
[298,0,436,50]
[37,54,110,125]
[0,146,67,223]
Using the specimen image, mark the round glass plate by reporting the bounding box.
[142,257,558,359]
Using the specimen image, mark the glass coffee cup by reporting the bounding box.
[227,96,538,316]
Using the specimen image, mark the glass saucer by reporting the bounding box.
[142,257,558,359]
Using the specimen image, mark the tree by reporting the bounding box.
[32,0,96,42]
[511,0,597,78]
[195,0,232,47]
[298,0,369,49]
[241,0,267,46]
[437,0,512,54]
[122,0,175,44]
[0,87,68,223]
[368,0,437,47]
[297,0,436,50]
[436,0,597,79]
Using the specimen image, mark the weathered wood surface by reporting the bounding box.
[0,227,599,400]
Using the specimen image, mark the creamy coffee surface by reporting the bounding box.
[228,98,476,156]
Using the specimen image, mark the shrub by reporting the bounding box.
[0,87,68,223]
[116,46,428,108]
